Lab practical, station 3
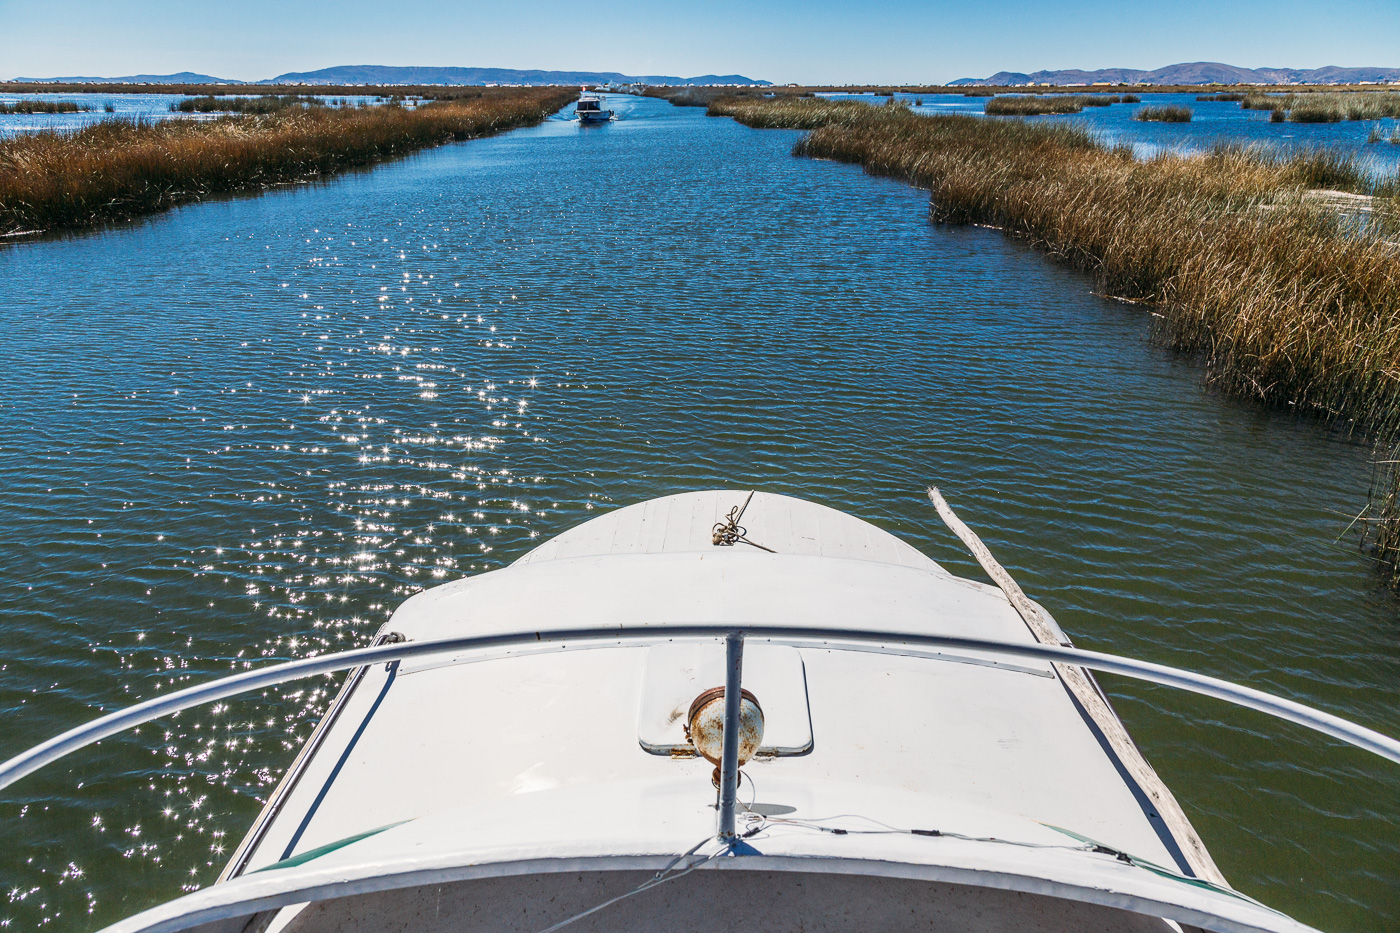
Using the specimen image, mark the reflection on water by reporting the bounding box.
[0,94,1397,930]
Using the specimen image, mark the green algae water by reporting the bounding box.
[0,94,1396,930]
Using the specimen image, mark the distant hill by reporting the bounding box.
[263,65,768,86]
[951,62,1400,86]
[13,71,237,84]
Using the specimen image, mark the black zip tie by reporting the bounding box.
[1091,844,1133,863]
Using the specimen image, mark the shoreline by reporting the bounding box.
[698,94,1400,580]
[5,80,1398,96]
[0,87,576,237]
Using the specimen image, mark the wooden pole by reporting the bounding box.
[927,487,1064,646]
[924,486,1228,886]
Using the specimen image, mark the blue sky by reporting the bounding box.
[2,0,1397,84]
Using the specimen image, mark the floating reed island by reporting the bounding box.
[0,87,575,236]
[1242,91,1400,123]
[984,94,1134,116]
[1134,104,1193,122]
[170,94,329,114]
[0,100,90,114]
[701,95,1400,577]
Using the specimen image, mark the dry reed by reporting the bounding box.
[1243,92,1400,122]
[985,95,1088,115]
[705,95,1400,576]
[0,100,89,114]
[171,95,323,114]
[1135,105,1193,122]
[984,95,1129,116]
[0,88,574,235]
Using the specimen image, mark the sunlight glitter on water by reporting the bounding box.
[0,93,1396,932]
[0,213,562,923]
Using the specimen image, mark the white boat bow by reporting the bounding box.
[4,490,1394,933]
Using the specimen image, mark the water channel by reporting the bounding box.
[0,93,1396,929]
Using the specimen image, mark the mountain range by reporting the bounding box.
[951,62,1400,86]
[11,66,767,87]
[263,65,764,86]
[13,71,235,84]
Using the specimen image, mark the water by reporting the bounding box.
[827,90,1400,174]
[0,93,383,137]
[1,93,1397,930]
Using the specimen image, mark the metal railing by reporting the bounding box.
[3,623,1398,796]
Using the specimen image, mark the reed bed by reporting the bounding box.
[170,95,324,114]
[984,95,1129,116]
[641,86,769,108]
[1198,93,1246,102]
[417,88,486,101]
[1367,124,1400,145]
[705,95,1400,576]
[0,82,515,99]
[1135,105,1193,122]
[0,87,574,235]
[0,100,90,114]
[1243,92,1400,122]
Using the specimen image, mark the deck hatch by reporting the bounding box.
[638,643,813,757]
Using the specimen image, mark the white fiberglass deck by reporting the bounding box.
[100,491,1313,933]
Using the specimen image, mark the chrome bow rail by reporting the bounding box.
[2,623,1398,795]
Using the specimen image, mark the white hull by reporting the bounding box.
[23,490,1370,933]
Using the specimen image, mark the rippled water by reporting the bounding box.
[0,94,1397,930]
[833,91,1400,173]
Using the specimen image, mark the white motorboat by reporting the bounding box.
[575,90,613,123]
[4,489,1397,932]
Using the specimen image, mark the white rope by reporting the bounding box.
[531,837,726,933]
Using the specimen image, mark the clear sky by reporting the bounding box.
[2,0,1396,85]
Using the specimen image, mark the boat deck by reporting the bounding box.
[98,492,1305,933]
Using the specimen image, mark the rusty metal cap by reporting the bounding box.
[686,686,762,725]
[686,686,765,768]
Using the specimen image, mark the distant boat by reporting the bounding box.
[4,488,1399,932]
[575,89,614,124]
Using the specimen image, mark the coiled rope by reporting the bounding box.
[711,491,775,552]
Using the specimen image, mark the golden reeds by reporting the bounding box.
[985,96,1085,115]
[984,95,1126,115]
[0,88,574,235]
[1243,92,1400,122]
[0,100,89,114]
[705,96,1400,576]
[170,95,322,114]
[1134,105,1193,122]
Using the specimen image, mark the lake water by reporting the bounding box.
[1,93,1397,930]
[0,93,384,136]
[826,90,1400,174]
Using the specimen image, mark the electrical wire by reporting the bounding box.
[531,759,1257,933]
[530,793,1240,933]
[746,809,1134,856]
[530,836,726,933]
